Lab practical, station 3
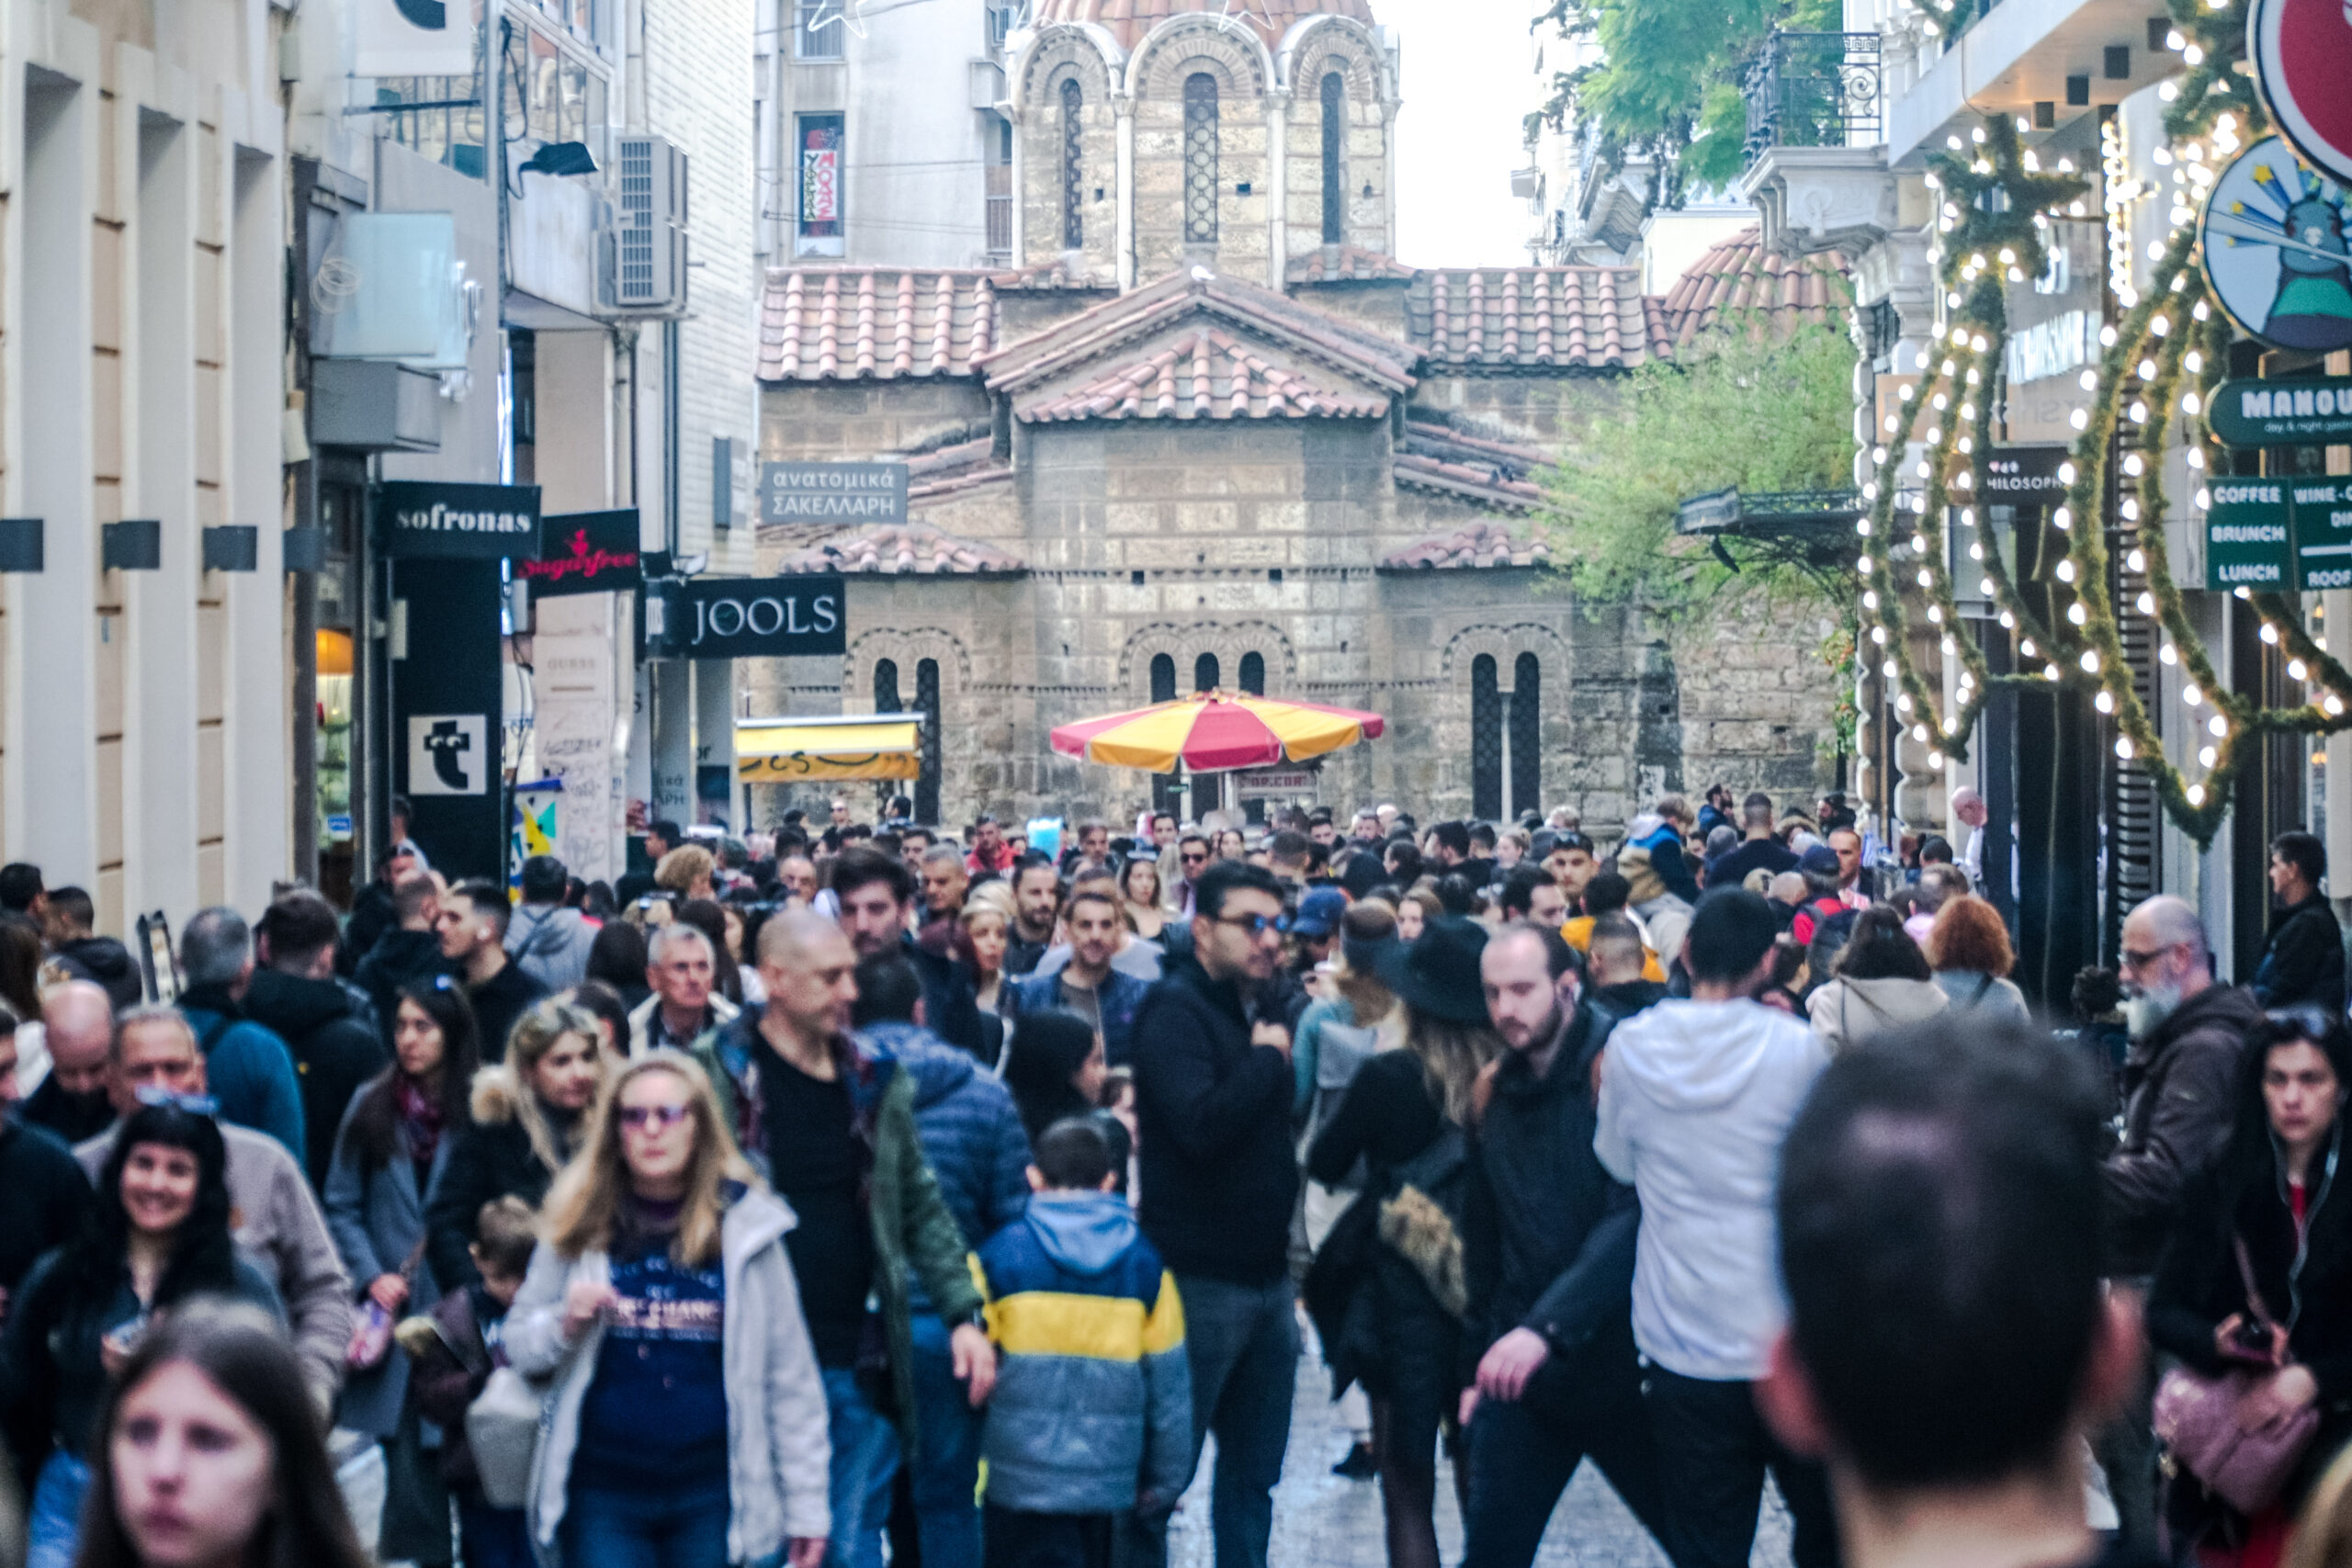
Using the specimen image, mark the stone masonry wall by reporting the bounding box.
[1014,32,1120,276]
[1130,25,1272,281]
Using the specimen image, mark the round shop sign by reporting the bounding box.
[2199,135,2352,354]
[2250,0,2352,186]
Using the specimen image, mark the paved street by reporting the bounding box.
[1166,1317,1798,1568]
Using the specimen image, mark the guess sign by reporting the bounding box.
[522,510,642,598]
[649,575,847,659]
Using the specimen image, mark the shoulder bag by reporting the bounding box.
[2152,1236,2320,1516]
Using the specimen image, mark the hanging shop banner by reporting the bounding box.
[2249,0,2352,186]
[378,481,542,560]
[2205,479,2292,591]
[522,509,642,597]
[647,575,847,660]
[354,0,475,78]
[759,462,908,525]
[2199,135,2352,355]
[1981,446,2071,503]
[2211,378,2352,446]
[2295,479,2352,590]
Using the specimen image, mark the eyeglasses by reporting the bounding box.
[618,1103,694,1133]
[1211,912,1282,936]
[2120,943,2179,971]
[133,1086,220,1117]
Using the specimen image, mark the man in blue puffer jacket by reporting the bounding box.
[854,952,1031,1568]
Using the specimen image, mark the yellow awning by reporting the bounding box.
[736,715,922,782]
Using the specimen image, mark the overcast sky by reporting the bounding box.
[1384,0,1538,266]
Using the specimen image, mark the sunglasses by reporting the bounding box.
[1180,852,1208,864]
[1212,912,1282,936]
[618,1103,694,1133]
[133,1086,220,1117]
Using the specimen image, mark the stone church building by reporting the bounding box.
[747,0,1847,832]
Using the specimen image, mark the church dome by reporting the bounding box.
[1037,0,1376,51]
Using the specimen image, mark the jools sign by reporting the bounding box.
[649,575,846,659]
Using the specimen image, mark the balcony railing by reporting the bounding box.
[1742,31,1883,168]
[985,164,1012,259]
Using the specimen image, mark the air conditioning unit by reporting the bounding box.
[602,134,690,316]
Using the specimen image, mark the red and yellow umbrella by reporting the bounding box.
[1050,691,1385,773]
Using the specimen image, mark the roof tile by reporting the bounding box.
[757,267,1001,381]
[774,522,1023,575]
[1286,245,1417,283]
[1380,518,1551,568]
[1017,326,1389,423]
[1035,0,1376,51]
[1656,226,1850,349]
[1408,266,1671,368]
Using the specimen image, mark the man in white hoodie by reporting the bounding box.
[1594,887,1838,1568]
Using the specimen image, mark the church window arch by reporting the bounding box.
[915,659,942,825]
[1060,79,1085,250]
[1193,651,1220,693]
[1150,654,1181,817]
[874,659,902,716]
[1320,70,1346,245]
[1471,654,1502,820]
[1183,73,1219,243]
[1510,652,1542,818]
[1238,651,1265,695]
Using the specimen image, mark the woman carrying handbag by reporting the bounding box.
[2150,1007,2352,1568]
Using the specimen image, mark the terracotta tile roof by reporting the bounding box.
[775,523,1023,575]
[1390,455,1547,513]
[1401,418,1550,470]
[1382,518,1552,568]
[911,466,1015,502]
[989,260,1119,292]
[1035,0,1376,51]
[1407,267,1671,369]
[980,268,1417,398]
[1657,226,1849,349]
[756,268,1000,381]
[902,438,1015,502]
[1018,326,1390,423]
[1287,246,1416,283]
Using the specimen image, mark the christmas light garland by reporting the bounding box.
[1854,0,2352,848]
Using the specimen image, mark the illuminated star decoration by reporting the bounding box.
[1212,0,1278,40]
[806,0,872,40]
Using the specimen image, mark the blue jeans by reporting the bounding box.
[28,1450,89,1568]
[906,1314,985,1568]
[458,1486,535,1568]
[562,1475,731,1568]
[821,1366,901,1568]
[1119,1275,1297,1568]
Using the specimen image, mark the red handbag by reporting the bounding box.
[2154,1237,2321,1516]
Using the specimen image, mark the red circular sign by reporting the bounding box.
[2253,0,2352,185]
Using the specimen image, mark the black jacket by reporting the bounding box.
[19,1077,116,1148]
[423,1069,576,1292]
[2107,984,2266,1276]
[0,1114,89,1298]
[1463,997,1646,1370]
[1133,949,1298,1284]
[2253,896,2347,1014]
[242,968,391,1189]
[49,935,144,1011]
[340,878,398,978]
[465,959,548,1066]
[902,934,986,1062]
[353,928,452,1042]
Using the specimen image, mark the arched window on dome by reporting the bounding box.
[1059,79,1085,251]
[1471,654,1502,820]
[1183,73,1219,244]
[1320,71,1345,245]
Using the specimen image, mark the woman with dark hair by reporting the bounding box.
[1001,1010,1107,1145]
[583,920,651,1011]
[1925,895,2031,1024]
[0,1103,284,1568]
[75,1298,375,1568]
[1804,906,1949,1053]
[567,979,635,1066]
[0,911,43,1083]
[322,980,480,1562]
[675,898,745,1006]
[2149,1007,2352,1567]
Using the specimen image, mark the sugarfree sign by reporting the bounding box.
[650,575,847,659]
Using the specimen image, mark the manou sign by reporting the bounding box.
[649,576,847,659]
[759,462,908,525]
[378,481,542,559]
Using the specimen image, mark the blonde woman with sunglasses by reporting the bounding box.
[505,1051,831,1568]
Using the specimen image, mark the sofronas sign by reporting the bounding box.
[378,482,542,559]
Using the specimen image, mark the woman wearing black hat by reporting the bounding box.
[1304,916,1499,1568]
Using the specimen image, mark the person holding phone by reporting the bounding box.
[0,1100,284,1568]
[2149,1006,2352,1567]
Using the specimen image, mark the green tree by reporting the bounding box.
[1532,0,1841,203]
[1539,311,1856,613]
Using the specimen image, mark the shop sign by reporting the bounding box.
[2295,478,2352,589]
[2250,0,2352,186]
[2211,378,2352,446]
[407,714,491,795]
[2199,135,2352,355]
[1981,446,2071,502]
[2204,479,2291,590]
[522,509,641,597]
[1236,768,1316,798]
[648,575,847,659]
[759,461,907,525]
[378,481,541,559]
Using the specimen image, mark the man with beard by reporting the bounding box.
[19,981,116,1146]
[2098,895,2264,1551]
[1457,920,1669,1568]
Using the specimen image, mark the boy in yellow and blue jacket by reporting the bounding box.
[978,1116,1192,1568]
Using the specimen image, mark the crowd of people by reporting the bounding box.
[5,784,2352,1568]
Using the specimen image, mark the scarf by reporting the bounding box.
[397,1076,446,1168]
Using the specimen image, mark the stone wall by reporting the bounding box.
[1129,24,1272,281]
[1410,373,1614,447]
[1014,30,1121,276]
[758,380,994,462]
[1278,23,1392,262]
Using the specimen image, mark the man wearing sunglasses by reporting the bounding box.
[1126,860,1297,1568]
[1168,834,1213,920]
